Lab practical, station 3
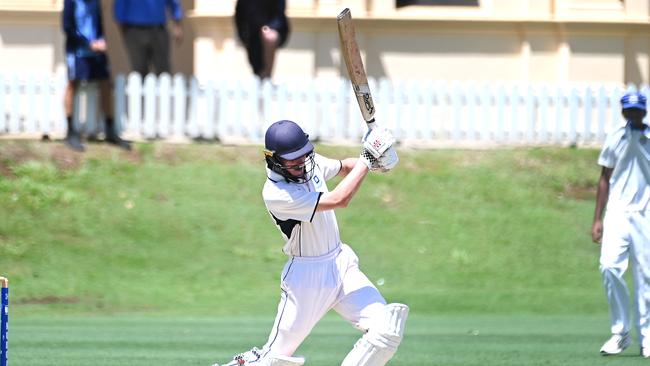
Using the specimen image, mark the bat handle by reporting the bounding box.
[366,120,377,130]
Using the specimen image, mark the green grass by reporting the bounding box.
[11,314,648,366]
[0,139,637,364]
[0,141,605,316]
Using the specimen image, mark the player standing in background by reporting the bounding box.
[234,0,290,80]
[113,0,183,76]
[62,0,130,151]
[592,91,650,357]
[211,120,408,366]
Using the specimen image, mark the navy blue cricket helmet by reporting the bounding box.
[264,120,315,182]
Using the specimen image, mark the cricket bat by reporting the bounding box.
[337,8,377,130]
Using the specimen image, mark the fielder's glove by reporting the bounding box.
[362,127,396,158]
[376,146,399,172]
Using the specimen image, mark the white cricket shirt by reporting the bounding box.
[598,122,650,212]
[263,154,343,257]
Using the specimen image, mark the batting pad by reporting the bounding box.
[265,354,305,366]
[341,303,409,366]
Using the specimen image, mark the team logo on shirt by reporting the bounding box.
[312,174,324,190]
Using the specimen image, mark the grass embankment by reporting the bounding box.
[0,141,604,317]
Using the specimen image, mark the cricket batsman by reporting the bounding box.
[211,120,408,365]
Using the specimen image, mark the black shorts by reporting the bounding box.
[243,22,289,76]
[66,53,110,81]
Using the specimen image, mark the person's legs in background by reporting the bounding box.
[259,26,280,80]
[63,78,84,151]
[98,78,130,150]
[122,26,151,77]
[150,26,171,75]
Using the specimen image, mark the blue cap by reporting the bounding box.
[264,120,314,160]
[621,92,647,111]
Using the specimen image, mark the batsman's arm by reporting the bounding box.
[316,160,368,211]
[337,158,358,177]
[591,166,612,244]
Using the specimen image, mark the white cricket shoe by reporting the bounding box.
[641,347,650,358]
[212,347,262,366]
[600,333,631,355]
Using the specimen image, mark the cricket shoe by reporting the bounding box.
[641,347,650,358]
[212,347,262,366]
[600,333,631,355]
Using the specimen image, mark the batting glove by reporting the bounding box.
[377,146,398,172]
[362,128,396,158]
[359,149,381,171]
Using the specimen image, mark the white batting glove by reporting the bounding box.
[362,128,396,158]
[359,149,381,171]
[377,146,398,172]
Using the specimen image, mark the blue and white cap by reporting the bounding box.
[621,92,647,111]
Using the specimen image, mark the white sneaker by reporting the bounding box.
[641,347,650,358]
[600,333,631,355]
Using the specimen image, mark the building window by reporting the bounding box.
[396,0,479,7]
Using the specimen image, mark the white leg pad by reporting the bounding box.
[263,354,305,366]
[341,303,409,366]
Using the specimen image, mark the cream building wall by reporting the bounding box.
[0,0,194,77]
[190,0,650,85]
[0,0,649,86]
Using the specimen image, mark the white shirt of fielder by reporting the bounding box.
[598,123,650,212]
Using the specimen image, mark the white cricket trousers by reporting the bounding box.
[600,210,650,347]
[262,244,386,357]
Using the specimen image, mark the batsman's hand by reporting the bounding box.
[363,127,395,158]
[359,149,381,171]
[376,146,398,172]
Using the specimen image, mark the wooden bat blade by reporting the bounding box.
[337,9,367,88]
[337,8,376,126]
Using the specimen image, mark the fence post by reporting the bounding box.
[509,86,519,142]
[0,75,5,133]
[466,83,477,141]
[480,84,492,142]
[554,87,564,144]
[24,75,36,134]
[187,76,199,139]
[451,82,462,142]
[610,87,621,131]
[127,72,143,138]
[583,86,593,144]
[173,74,186,138]
[525,86,535,143]
[9,75,19,133]
[495,85,505,142]
[539,86,549,143]
[569,88,579,146]
[158,73,172,138]
[114,74,126,136]
[143,74,157,138]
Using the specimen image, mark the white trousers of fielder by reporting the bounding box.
[262,244,387,358]
[600,210,650,348]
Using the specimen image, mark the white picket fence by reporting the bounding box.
[0,72,645,147]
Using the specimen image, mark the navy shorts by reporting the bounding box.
[66,53,110,81]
